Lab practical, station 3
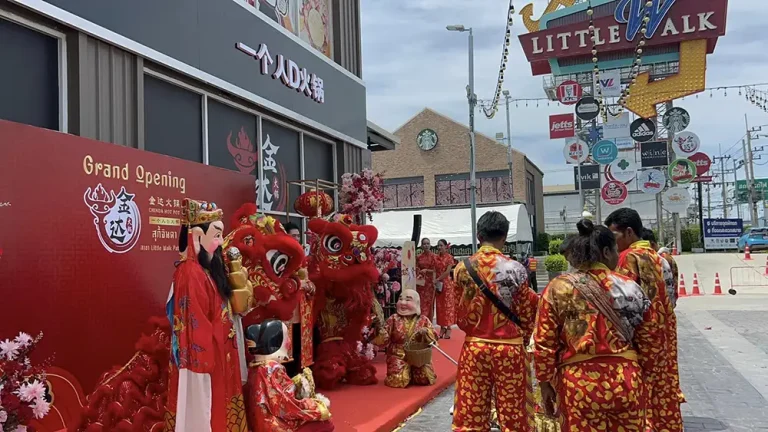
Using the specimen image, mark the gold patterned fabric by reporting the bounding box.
[382,314,438,388]
[618,241,684,432]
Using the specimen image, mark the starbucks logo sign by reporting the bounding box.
[417,129,438,151]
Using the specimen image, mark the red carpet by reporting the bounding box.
[324,329,465,432]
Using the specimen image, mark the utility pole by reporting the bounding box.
[746,114,759,225]
[714,145,731,218]
[734,159,742,220]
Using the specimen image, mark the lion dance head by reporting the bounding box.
[223,203,306,325]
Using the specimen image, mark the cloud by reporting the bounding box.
[361,0,768,188]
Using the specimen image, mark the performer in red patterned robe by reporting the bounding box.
[416,238,439,321]
[452,211,539,432]
[533,219,662,431]
[381,289,438,388]
[606,208,684,432]
[245,319,334,432]
[305,214,382,390]
[165,199,248,432]
[435,239,457,339]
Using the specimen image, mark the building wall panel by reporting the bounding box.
[331,0,361,78]
[75,33,140,147]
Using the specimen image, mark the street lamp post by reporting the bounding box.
[447,24,478,253]
[503,90,514,203]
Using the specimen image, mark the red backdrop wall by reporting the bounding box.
[0,121,256,399]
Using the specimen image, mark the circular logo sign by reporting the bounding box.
[416,129,438,151]
[663,187,692,213]
[557,80,583,106]
[688,152,712,177]
[602,180,628,206]
[607,157,637,183]
[668,158,697,184]
[639,168,666,195]
[672,131,700,155]
[563,139,588,164]
[575,96,600,121]
[663,107,691,134]
[592,140,618,165]
[630,118,657,142]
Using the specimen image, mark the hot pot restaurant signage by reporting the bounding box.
[12,0,367,143]
[237,42,325,104]
[518,0,728,65]
[0,120,255,422]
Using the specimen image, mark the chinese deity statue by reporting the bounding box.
[306,214,382,389]
[381,289,438,388]
[165,198,248,431]
[245,319,334,432]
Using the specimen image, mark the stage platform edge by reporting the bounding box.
[325,329,464,432]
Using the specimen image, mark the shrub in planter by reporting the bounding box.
[548,239,563,256]
[536,232,551,253]
[544,254,568,280]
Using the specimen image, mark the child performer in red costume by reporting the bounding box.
[533,219,662,431]
[605,208,684,432]
[452,211,539,431]
[381,289,438,388]
[165,199,248,432]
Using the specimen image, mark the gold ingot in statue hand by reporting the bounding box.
[230,289,253,314]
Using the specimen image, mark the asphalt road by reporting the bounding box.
[398,254,768,432]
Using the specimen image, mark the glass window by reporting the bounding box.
[303,136,334,183]
[207,99,258,175]
[0,18,59,130]
[383,180,424,209]
[260,119,301,212]
[144,75,203,163]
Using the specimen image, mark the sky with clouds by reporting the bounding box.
[359,0,768,204]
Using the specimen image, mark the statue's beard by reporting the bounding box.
[199,247,232,301]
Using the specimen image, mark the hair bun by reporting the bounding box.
[576,218,595,236]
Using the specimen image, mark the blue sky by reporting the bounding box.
[360,0,768,195]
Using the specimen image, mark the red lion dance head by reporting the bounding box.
[307,213,379,341]
[224,203,306,325]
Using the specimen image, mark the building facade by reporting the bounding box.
[0,0,396,228]
[372,108,545,239]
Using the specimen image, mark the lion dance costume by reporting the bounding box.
[303,213,382,390]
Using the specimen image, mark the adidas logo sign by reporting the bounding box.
[632,123,655,137]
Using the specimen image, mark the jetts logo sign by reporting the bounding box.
[549,113,575,139]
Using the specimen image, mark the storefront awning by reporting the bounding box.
[371,204,534,247]
[367,121,400,151]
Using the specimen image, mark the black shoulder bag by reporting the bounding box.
[462,258,522,327]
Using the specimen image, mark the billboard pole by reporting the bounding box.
[734,159,741,219]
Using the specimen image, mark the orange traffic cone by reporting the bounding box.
[764,256,768,276]
[672,244,678,256]
[691,273,703,296]
[745,245,753,260]
[678,274,688,297]
[713,273,723,295]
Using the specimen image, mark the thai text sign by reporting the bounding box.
[703,218,743,250]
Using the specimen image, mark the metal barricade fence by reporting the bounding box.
[729,266,768,289]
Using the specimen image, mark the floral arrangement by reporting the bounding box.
[373,248,400,276]
[340,169,385,221]
[0,332,50,431]
[356,327,376,361]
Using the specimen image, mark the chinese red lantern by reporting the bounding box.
[294,190,333,217]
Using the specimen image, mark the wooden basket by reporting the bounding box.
[404,341,433,367]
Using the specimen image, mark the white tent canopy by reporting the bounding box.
[371,204,534,248]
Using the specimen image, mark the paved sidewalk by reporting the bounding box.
[398,298,768,432]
